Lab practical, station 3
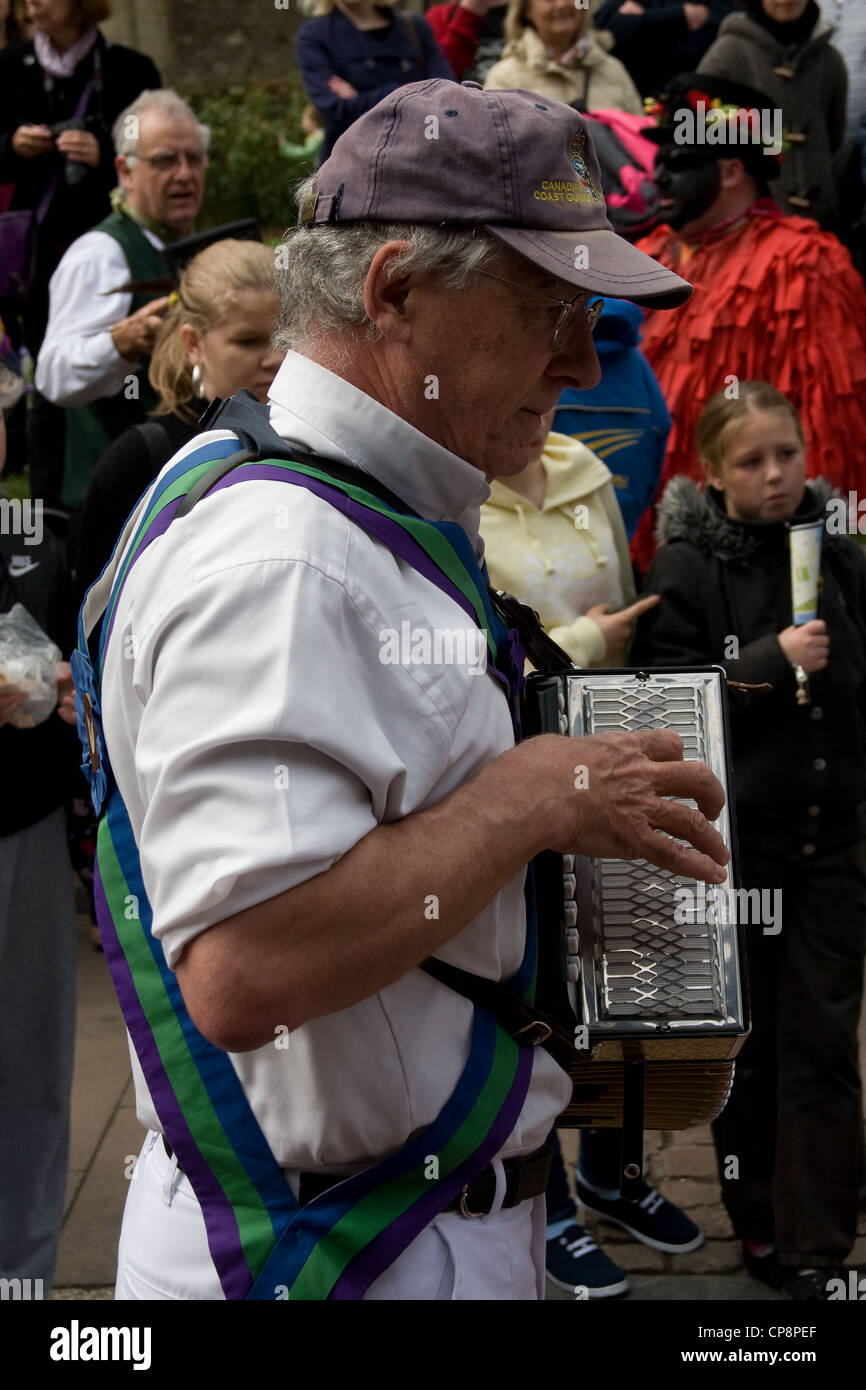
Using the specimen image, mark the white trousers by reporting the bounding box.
[116,1131,547,1301]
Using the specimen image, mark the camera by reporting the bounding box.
[46,118,93,186]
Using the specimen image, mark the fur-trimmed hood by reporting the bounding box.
[655,475,835,564]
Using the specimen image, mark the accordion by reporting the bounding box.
[523,666,750,1179]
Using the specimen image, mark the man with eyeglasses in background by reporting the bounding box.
[35,88,209,547]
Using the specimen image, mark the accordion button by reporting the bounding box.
[562,873,576,899]
[802,843,816,856]
[813,758,826,772]
[811,706,823,720]
[562,855,574,873]
[566,962,580,982]
[566,929,580,955]
[808,805,821,817]
[563,901,578,928]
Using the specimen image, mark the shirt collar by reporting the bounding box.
[267,350,490,553]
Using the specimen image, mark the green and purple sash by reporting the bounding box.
[73,428,538,1299]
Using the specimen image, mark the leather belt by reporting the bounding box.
[297,1145,552,1217]
[162,1136,551,1219]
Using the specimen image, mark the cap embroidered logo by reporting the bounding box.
[570,131,599,201]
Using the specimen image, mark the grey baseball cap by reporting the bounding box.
[298,79,691,310]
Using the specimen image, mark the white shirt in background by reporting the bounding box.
[35,225,164,407]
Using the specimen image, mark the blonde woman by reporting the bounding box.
[483,0,642,112]
[75,238,284,601]
[295,0,453,163]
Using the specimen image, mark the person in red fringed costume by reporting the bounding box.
[632,72,866,574]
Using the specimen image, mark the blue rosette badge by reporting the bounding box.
[70,648,110,815]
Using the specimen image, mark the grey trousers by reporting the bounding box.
[0,807,76,1290]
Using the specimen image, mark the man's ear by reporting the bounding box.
[717,157,746,192]
[115,154,133,194]
[362,241,417,342]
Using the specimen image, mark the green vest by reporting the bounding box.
[62,211,169,511]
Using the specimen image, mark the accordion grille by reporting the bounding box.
[583,683,726,1021]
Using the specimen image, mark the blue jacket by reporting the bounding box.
[296,8,453,161]
[552,298,670,542]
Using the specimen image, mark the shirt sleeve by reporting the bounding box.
[111,532,455,970]
[547,614,607,668]
[34,233,135,406]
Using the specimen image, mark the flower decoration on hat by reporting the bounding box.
[645,77,789,169]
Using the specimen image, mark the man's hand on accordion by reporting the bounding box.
[524,727,729,884]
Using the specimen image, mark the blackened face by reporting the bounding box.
[653,147,722,232]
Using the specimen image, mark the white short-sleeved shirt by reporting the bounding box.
[35,226,164,407]
[100,350,572,1174]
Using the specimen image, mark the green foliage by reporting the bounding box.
[184,78,314,238]
[1,471,30,503]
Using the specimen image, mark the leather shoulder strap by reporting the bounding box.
[178,391,423,520]
[420,957,577,1070]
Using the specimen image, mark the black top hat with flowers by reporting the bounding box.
[643,72,786,183]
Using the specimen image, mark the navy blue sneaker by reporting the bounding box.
[576,1175,703,1253]
[546,1222,629,1298]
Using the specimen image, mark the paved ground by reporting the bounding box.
[51,903,866,1301]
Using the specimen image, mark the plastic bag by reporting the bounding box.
[0,603,62,729]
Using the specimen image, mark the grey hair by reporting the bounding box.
[112,89,210,160]
[274,178,501,354]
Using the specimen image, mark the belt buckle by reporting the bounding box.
[459,1183,490,1219]
[514,1019,552,1047]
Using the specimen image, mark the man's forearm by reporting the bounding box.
[177,740,558,1051]
[177,728,729,1052]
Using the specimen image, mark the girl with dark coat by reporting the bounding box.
[632,381,866,1300]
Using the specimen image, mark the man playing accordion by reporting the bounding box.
[78,78,730,1301]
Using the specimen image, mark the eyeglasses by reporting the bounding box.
[130,150,209,173]
[478,269,604,350]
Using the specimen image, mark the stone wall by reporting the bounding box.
[102,0,306,91]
